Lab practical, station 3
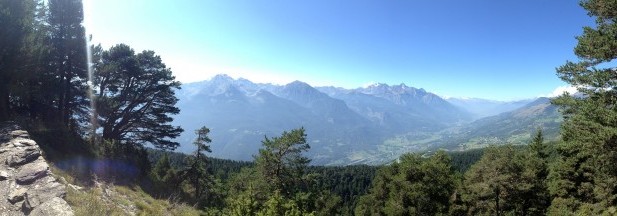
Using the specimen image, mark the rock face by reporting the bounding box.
[0,123,74,216]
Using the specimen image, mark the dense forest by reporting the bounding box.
[2,0,617,215]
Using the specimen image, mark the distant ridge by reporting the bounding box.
[173,74,553,165]
[174,74,472,165]
[433,97,562,151]
[447,97,535,119]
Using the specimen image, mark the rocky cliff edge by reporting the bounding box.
[0,123,73,216]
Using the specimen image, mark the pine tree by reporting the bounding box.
[184,126,212,205]
[93,44,183,150]
[548,0,617,214]
[255,127,311,197]
[150,153,178,196]
[525,129,551,214]
[529,128,547,159]
[17,1,54,121]
[224,128,339,214]
[152,153,172,180]
[225,185,261,216]
[355,151,455,216]
[47,0,89,129]
[256,191,306,216]
[462,145,548,215]
[354,164,396,216]
[223,167,269,215]
[0,0,40,121]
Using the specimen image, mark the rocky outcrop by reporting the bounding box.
[0,123,73,216]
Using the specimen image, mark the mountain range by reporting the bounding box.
[173,74,561,165]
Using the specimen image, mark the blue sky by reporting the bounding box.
[83,0,592,101]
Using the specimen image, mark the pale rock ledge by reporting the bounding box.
[0,123,73,216]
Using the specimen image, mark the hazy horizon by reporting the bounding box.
[181,73,572,102]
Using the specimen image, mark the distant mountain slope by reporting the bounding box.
[275,81,371,127]
[339,97,564,165]
[318,83,471,130]
[434,97,562,151]
[173,74,472,165]
[175,78,316,161]
[322,91,436,133]
[356,83,471,123]
[446,97,534,119]
[175,76,386,164]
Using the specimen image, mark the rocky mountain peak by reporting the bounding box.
[361,83,390,94]
[281,81,322,97]
[359,82,425,96]
[210,74,234,82]
[286,80,312,88]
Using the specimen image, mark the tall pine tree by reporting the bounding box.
[0,0,40,121]
[47,0,89,129]
[462,145,548,215]
[355,151,455,216]
[184,126,213,204]
[93,44,183,150]
[255,127,311,197]
[548,0,617,214]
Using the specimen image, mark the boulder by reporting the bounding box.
[6,146,41,167]
[15,159,48,184]
[21,181,66,210]
[28,197,74,216]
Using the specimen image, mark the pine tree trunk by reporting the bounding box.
[0,88,9,121]
[63,73,71,127]
[495,187,501,216]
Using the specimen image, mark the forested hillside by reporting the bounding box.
[145,143,487,215]
[430,97,563,151]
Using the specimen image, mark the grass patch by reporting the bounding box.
[65,184,202,216]
[65,187,126,216]
[57,171,202,216]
